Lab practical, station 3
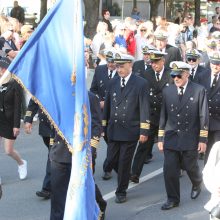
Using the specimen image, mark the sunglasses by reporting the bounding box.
[187,58,197,62]
[171,74,182,79]
[140,29,147,32]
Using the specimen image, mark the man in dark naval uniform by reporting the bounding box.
[102,52,150,203]
[132,45,155,76]
[90,50,118,111]
[158,61,209,210]
[198,51,220,164]
[24,99,55,199]
[185,48,210,84]
[155,31,182,68]
[49,92,106,220]
[130,50,173,183]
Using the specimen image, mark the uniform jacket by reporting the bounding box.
[158,81,209,150]
[102,74,150,141]
[24,98,55,138]
[132,60,151,77]
[165,44,182,68]
[198,71,220,131]
[0,79,22,128]
[50,91,102,164]
[90,64,118,101]
[191,65,210,84]
[140,67,173,126]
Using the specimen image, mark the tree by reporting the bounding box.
[84,0,99,39]
[133,0,137,8]
[149,0,161,20]
[40,0,47,22]
[194,0,200,27]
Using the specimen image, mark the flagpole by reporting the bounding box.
[0,70,11,86]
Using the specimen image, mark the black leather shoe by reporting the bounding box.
[115,195,126,203]
[191,185,201,199]
[102,172,112,180]
[130,175,139,183]
[161,201,179,210]
[36,190,50,199]
[144,156,153,164]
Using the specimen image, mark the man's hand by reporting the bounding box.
[13,128,20,137]
[198,142,206,153]
[158,142,164,152]
[24,122,32,134]
[100,101,105,109]
[139,135,148,143]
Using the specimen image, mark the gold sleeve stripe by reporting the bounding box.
[90,139,99,148]
[140,123,150,129]
[102,120,107,126]
[158,130,165,137]
[50,138,54,146]
[25,111,32,117]
[200,130,208,137]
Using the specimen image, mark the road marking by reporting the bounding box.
[103,167,163,200]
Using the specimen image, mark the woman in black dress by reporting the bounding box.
[0,57,27,180]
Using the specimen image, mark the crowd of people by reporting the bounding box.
[1,2,220,220]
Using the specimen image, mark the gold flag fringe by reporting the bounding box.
[11,73,74,154]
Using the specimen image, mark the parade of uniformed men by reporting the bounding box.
[102,52,150,203]
[198,51,220,164]
[130,49,173,184]
[3,1,220,219]
[158,61,209,210]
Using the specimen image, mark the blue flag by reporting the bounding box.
[0,0,100,219]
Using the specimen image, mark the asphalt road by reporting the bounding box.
[0,121,210,220]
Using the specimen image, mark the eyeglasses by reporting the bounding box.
[140,29,147,32]
[187,58,197,62]
[171,74,182,79]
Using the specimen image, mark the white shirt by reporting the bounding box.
[190,65,198,77]
[108,69,116,79]
[177,81,188,95]
[121,72,132,87]
[155,66,164,81]
[211,73,220,87]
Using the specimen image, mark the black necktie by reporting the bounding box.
[145,63,147,70]
[212,74,218,88]
[190,68,195,80]
[179,87,184,101]
[109,70,113,79]
[156,72,160,81]
[121,78,125,90]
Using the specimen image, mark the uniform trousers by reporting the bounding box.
[50,161,71,220]
[42,136,51,192]
[163,149,202,203]
[132,124,158,177]
[105,140,137,196]
[50,151,106,220]
[205,130,220,164]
